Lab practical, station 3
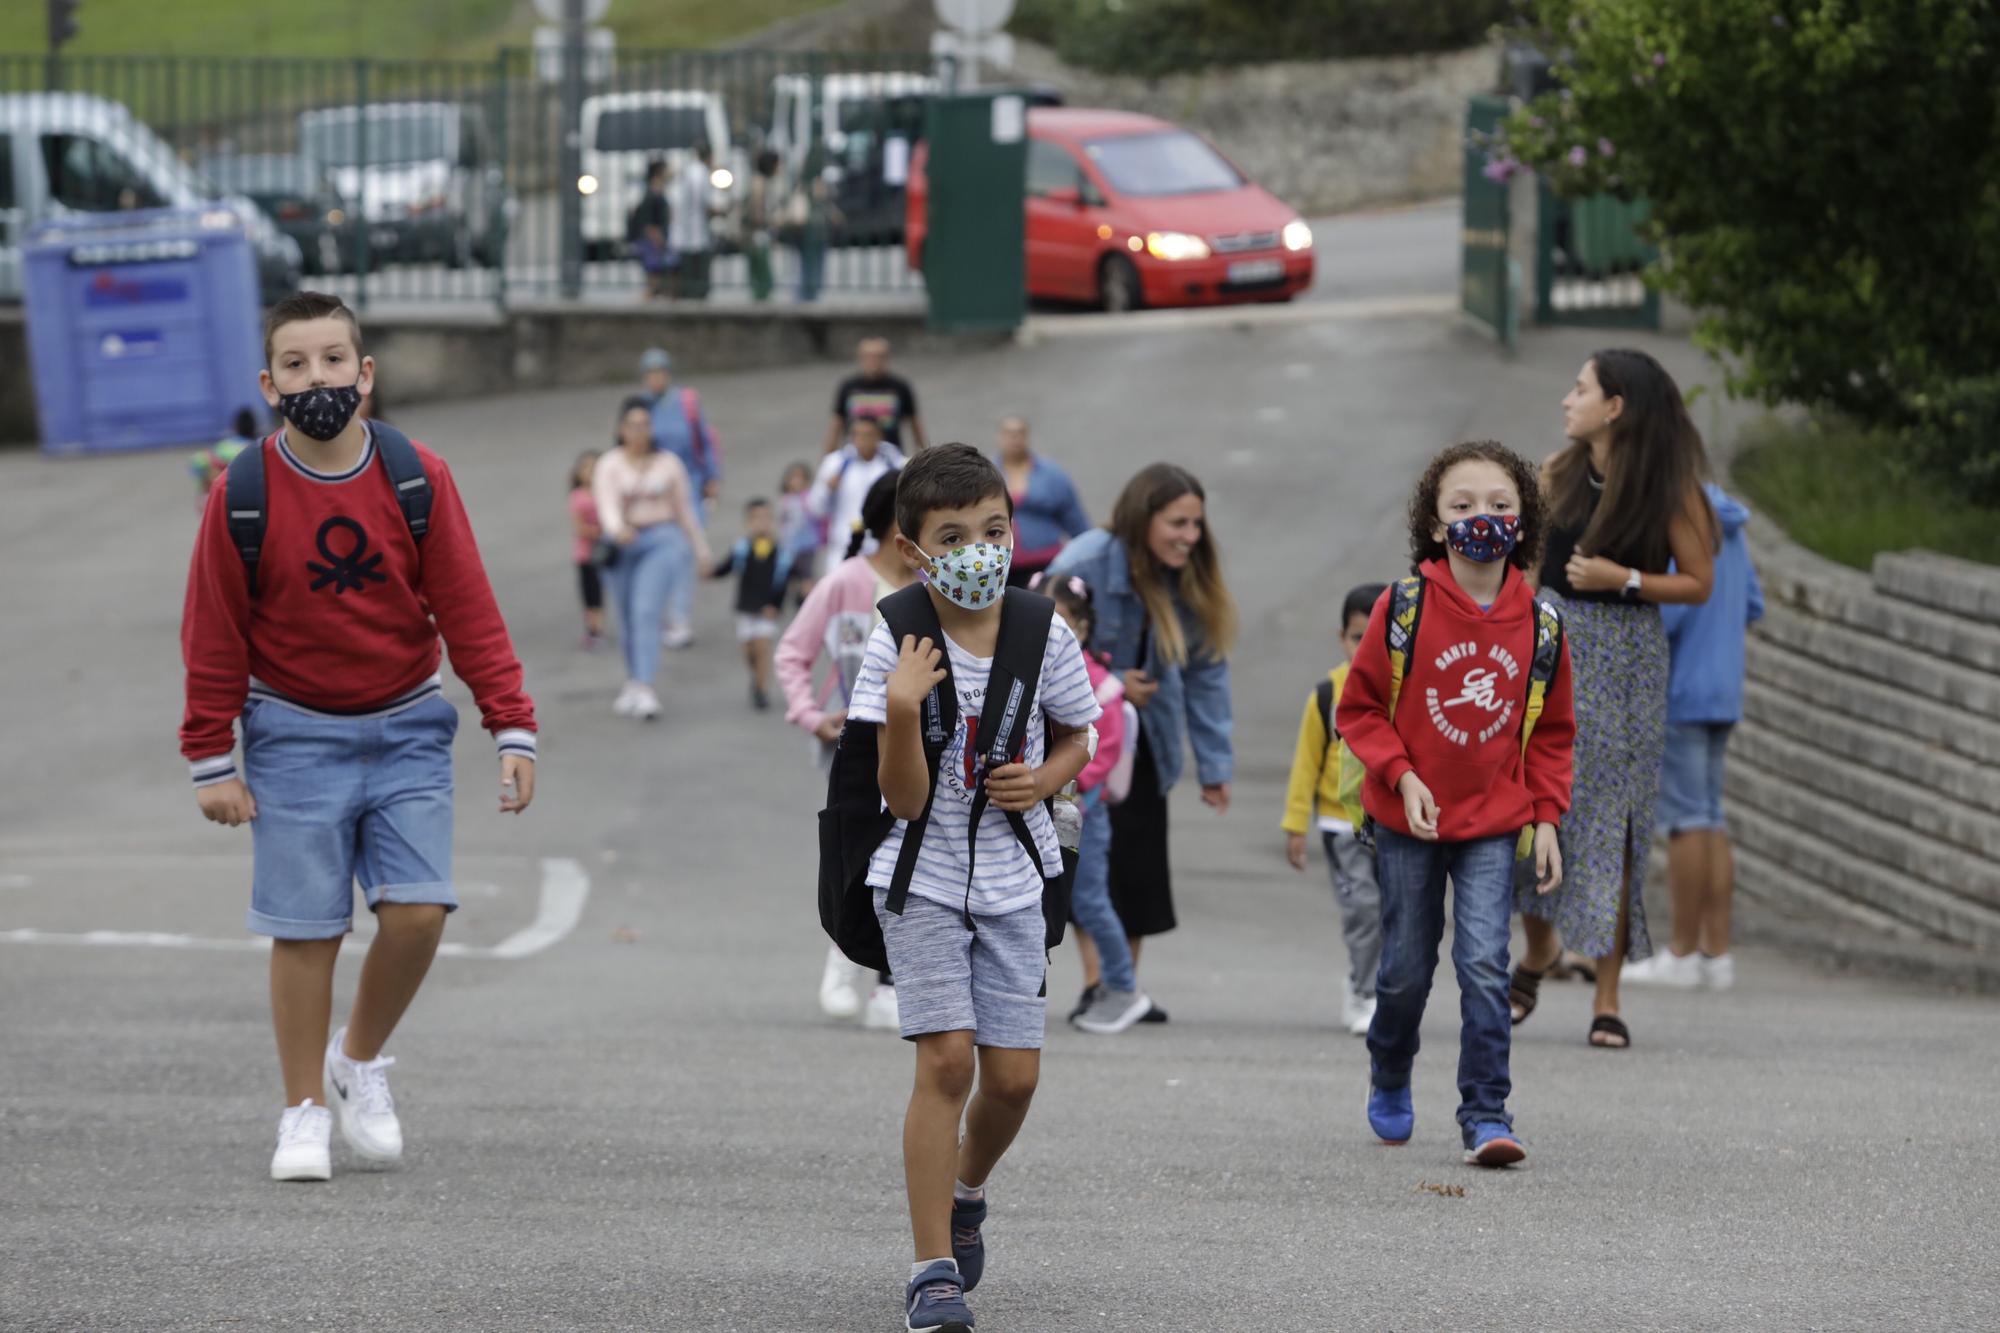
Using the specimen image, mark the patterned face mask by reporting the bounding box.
[277,385,363,442]
[919,541,1010,611]
[1444,513,1521,564]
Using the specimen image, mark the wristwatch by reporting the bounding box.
[1622,567,1644,600]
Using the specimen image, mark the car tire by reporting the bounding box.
[1099,255,1142,314]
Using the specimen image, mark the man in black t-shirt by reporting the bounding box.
[820,336,927,455]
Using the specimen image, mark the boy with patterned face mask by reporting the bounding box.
[181,291,537,1184]
[845,444,1100,1332]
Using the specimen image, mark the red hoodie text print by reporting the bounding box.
[1425,641,1522,746]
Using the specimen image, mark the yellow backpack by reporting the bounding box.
[1338,575,1565,858]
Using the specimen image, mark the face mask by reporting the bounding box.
[918,541,1010,611]
[278,385,363,442]
[1444,513,1521,564]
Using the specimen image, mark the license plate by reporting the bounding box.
[1228,258,1283,284]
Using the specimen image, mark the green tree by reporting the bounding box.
[1499,0,2000,492]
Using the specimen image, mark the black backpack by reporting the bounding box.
[224,425,433,597]
[817,583,1077,975]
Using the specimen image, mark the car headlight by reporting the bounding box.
[326,208,346,227]
[577,174,599,196]
[1283,219,1313,252]
[710,168,734,190]
[1145,231,1211,262]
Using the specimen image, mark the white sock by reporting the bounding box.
[953,1179,984,1203]
[911,1258,959,1282]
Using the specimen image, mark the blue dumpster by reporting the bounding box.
[23,207,268,457]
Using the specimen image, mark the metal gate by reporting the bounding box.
[1460,93,1513,345]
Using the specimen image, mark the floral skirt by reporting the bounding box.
[1516,594,1666,961]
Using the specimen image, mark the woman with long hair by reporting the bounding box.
[1510,349,1718,1049]
[1048,464,1237,1026]
[592,396,711,721]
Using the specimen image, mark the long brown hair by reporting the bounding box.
[1109,464,1236,666]
[1547,348,1718,571]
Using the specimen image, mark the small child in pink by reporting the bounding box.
[569,450,605,650]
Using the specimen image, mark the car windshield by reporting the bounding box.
[201,156,314,194]
[301,111,450,167]
[594,106,709,153]
[1084,131,1242,197]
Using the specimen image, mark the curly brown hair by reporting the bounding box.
[1405,440,1546,574]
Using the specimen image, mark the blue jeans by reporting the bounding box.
[1071,788,1137,993]
[661,520,699,632]
[605,523,686,685]
[1368,827,1516,1140]
[797,238,826,302]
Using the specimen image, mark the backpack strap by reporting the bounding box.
[223,436,273,598]
[1519,597,1566,755]
[878,583,956,919]
[370,423,432,543]
[1314,672,1336,751]
[1383,575,1426,719]
[958,589,1057,926]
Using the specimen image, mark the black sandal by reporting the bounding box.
[1546,952,1598,984]
[1588,1014,1631,1049]
[1508,962,1547,1027]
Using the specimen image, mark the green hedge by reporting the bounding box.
[1011,0,1510,78]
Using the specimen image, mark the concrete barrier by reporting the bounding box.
[1,301,961,449]
[1731,511,2000,991]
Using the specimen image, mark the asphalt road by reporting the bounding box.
[2,266,1995,1331]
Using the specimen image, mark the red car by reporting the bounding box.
[908,106,1314,310]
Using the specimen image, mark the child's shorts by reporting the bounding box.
[873,889,1047,1049]
[735,612,779,642]
[1658,720,1734,835]
[240,694,460,940]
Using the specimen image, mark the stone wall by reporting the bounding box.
[1009,40,1500,216]
[1731,519,2000,991]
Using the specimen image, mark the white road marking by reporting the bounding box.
[0,857,589,962]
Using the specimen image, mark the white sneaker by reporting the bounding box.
[1702,952,1736,991]
[1623,949,1703,990]
[1342,988,1377,1037]
[661,623,694,650]
[270,1100,333,1182]
[819,946,865,1018]
[613,681,642,716]
[324,1027,403,1163]
[631,684,662,720]
[863,982,901,1032]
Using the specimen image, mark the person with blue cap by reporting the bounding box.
[639,348,723,648]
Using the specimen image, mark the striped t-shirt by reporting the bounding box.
[848,615,1101,917]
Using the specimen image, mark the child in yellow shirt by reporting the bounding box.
[1282,584,1386,1036]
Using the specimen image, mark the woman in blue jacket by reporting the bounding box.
[1049,463,1237,1027]
[997,415,1092,587]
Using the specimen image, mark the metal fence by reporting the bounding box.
[1,50,937,311]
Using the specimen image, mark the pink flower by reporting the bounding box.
[1598,137,1616,157]
[1652,51,1667,67]
[1568,145,1589,168]
[1481,157,1519,184]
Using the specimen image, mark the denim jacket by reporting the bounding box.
[1048,528,1233,793]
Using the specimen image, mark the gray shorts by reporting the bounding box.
[873,889,1048,1049]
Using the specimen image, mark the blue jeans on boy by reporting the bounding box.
[1071,787,1137,994]
[1368,827,1516,1141]
[605,523,687,685]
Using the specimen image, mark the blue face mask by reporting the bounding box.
[1444,513,1521,564]
[277,385,363,442]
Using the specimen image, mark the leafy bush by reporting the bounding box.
[1495,0,2000,501]
[1011,0,1512,79]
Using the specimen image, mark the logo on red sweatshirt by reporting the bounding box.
[1424,640,1522,746]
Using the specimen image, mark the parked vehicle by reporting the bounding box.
[906,107,1315,311]
[767,71,937,245]
[0,93,303,306]
[197,153,352,275]
[297,101,506,269]
[575,90,745,261]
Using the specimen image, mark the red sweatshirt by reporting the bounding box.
[1335,559,1574,842]
[180,431,537,784]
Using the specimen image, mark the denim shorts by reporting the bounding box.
[1658,721,1734,835]
[241,694,459,940]
[874,889,1047,1049]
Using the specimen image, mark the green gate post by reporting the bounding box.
[1460,93,1512,347]
[923,91,1027,333]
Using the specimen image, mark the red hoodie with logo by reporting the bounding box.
[1335,559,1575,843]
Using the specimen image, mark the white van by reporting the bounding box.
[298,102,506,269]
[766,72,937,243]
[766,71,939,171]
[576,90,742,260]
[0,92,302,304]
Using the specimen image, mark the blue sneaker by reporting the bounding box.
[1367,1082,1414,1144]
[905,1260,974,1333]
[950,1195,988,1292]
[1464,1121,1527,1167]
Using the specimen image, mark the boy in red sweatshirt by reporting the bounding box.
[1335,440,1574,1167]
[181,292,537,1183]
